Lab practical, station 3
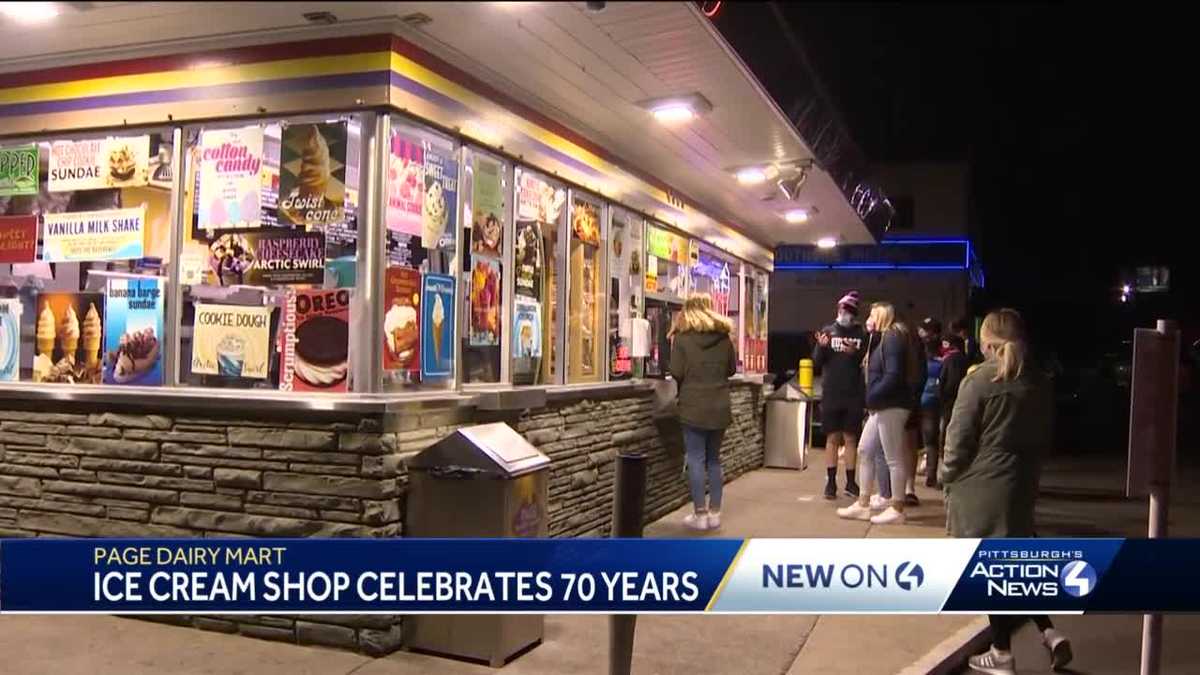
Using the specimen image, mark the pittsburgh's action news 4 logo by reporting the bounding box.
[969,550,1095,598]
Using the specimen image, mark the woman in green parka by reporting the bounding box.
[943,309,1074,675]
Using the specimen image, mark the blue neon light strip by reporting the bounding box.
[776,237,974,271]
[776,264,967,271]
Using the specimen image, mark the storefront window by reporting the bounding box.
[462,146,506,384]
[689,242,739,320]
[567,192,604,384]
[177,114,361,391]
[643,222,688,378]
[0,129,174,386]
[381,117,459,391]
[607,207,643,380]
[743,267,769,373]
[511,168,566,386]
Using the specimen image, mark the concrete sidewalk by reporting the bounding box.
[0,453,966,675]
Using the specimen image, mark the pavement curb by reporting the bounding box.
[894,616,990,675]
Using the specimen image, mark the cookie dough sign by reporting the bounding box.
[48,136,150,192]
[42,207,146,262]
[191,304,271,379]
[280,288,350,392]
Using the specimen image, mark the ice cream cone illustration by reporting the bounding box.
[36,303,56,356]
[432,294,445,363]
[60,305,80,361]
[298,125,331,201]
[82,303,102,369]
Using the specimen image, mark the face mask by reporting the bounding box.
[836,312,852,327]
[865,318,877,333]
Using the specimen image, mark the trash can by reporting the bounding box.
[404,422,550,666]
[764,381,813,470]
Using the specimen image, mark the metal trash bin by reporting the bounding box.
[764,381,813,470]
[404,422,550,667]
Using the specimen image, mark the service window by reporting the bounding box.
[461,145,507,385]
[511,167,567,386]
[689,242,739,321]
[380,116,460,391]
[644,222,687,301]
[607,207,643,380]
[566,191,605,384]
[176,114,362,391]
[743,266,769,373]
[0,129,174,386]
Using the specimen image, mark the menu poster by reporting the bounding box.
[382,266,421,373]
[422,146,457,249]
[386,134,423,236]
[0,144,38,197]
[277,122,347,228]
[32,292,106,384]
[207,229,325,286]
[48,136,150,192]
[514,220,543,302]
[469,258,501,346]
[471,155,504,257]
[197,127,264,231]
[513,299,542,359]
[280,288,350,392]
[0,215,37,263]
[517,172,566,224]
[41,206,146,263]
[571,199,600,245]
[103,277,164,386]
[420,274,455,378]
[191,304,271,379]
[0,298,21,381]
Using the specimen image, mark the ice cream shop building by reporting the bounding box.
[0,2,882,653]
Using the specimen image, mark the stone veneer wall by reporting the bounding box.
[0,381,765,655]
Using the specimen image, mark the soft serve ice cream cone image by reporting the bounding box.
[36,302,56,357]
[82,303,102,369]
[298,125,331,201]
[431,293,445,363]
[60,305,80,362]
[281,123,344,226]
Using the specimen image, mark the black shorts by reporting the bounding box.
[822,403,864,436]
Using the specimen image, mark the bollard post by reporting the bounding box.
[609,451,647,675]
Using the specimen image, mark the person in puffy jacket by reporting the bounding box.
[837,301,913,526]
[945,309,1072,674]
[669,293,737,531]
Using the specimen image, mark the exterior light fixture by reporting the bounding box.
[816,237,837,249]
[735,167,768,185]
[0,2,59,23]
[784,208,809,224]
[639,93,712,125]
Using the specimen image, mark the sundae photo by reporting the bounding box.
[384,300,419,369]
[208,233,255,286]
[470,260,500,345]
[107,142,138,183]
[108,327,160,384]
[422,178,448,247]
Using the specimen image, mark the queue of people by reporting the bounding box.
[666,290,1071,673]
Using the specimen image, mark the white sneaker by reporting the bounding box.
[968,647,1015,675]
[1042,628,1073,670]
[836,502,872,521]
[917,457,928,476]
[683,513,709,531]
[706,511,721,529]
[870,506,907,525]
[869,494,889,511]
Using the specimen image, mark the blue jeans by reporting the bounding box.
[682,425,725,512]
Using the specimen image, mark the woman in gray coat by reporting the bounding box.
[943,309,1073,675]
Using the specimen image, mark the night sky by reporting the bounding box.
[710,3,1177,352]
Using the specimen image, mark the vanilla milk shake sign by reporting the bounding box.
[191,304,271,379]
[41,207,146,262]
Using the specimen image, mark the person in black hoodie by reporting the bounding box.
[813,291,866,499]
[932,334,969,486]
[837,301,914,526]
[669,293,738,531]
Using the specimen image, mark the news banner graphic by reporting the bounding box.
[0,538,1195,613]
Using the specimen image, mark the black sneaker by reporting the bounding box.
[823,479,837,500]
[904,493,921,507]
[844,480,860,498]
[925,474,938,488]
